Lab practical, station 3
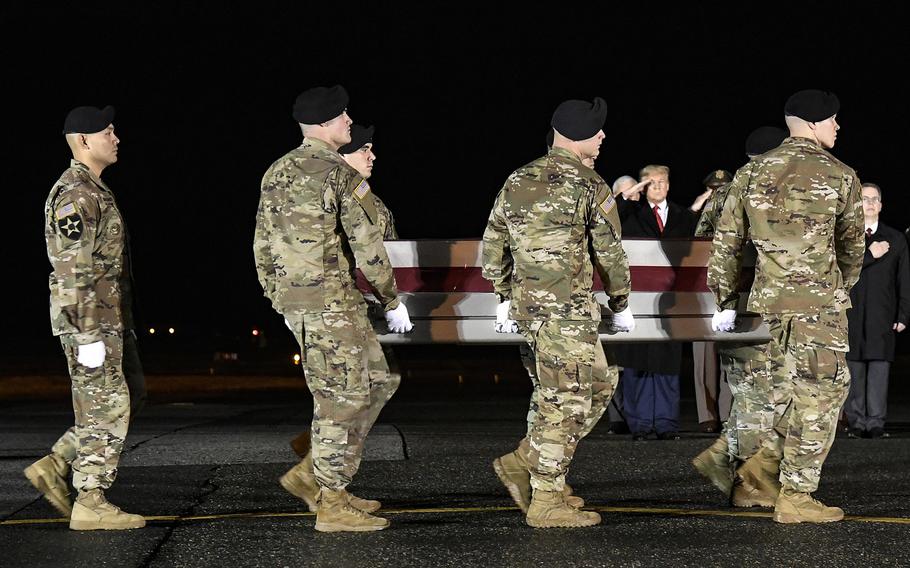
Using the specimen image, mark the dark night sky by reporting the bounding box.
[3,2,909,366]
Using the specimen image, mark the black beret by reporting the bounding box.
[702,169,733,188]
[551,97,607,141]
[63,105,115,134]
[292,85,349,124]
[745,126,788,157]
[784,89,840,122]
[338,124,375,154]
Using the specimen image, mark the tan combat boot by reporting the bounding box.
[773,487,844,524]
[279,452,319,512]
[526,489,601,528]
[495,445,585,513]
[493,449,532,513]
[69,489,145,531]
[314,488,389,532]
[691,436,733,496]
[341,489,381,514]
[732,447,781,508]
[24,454,72,517]
[289,430,311,459]
[563,483,585,508]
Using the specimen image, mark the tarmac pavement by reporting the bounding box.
[2,377,909,567]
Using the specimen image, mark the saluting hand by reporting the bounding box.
[617,180,650,201]
[690,188,713,212]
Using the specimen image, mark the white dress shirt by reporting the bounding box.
[649,200,668,227]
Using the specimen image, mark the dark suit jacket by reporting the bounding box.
[618,198,698,238]
[615,199,699,375]
[847,222,910,362]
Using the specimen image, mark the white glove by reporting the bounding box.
[712,309,737,332]
[494,300,519,333]
[385,302,414,333]
[610,306,635,332]
[77,341,106,368]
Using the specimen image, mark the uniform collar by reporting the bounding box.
[783,136,822,149]
[70,159,111,192]
[548,146,583,165]
[303,136,338,153]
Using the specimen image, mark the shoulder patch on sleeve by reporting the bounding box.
[57,213,84,240]
[348,177,378,224]
[598,192,616,218]
[353,179,371,202]
[55,201,77,220]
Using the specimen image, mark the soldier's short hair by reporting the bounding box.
[862,182,882,200]
[640,164,670,179]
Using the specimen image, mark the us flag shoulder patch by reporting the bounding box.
[599,193,616,217]
[55,202,76,220]
[353,179,371,201]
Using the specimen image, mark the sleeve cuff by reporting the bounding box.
[73,330,103,345]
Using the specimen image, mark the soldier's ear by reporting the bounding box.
[80,135,89,149]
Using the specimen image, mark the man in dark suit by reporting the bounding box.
[845,183,910,438]
[616,165,711,439]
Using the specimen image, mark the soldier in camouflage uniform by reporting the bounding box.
[708,90,864,523]
[254,85,413,532]
[515,129,617,505]
[339,124,398,239]
[24,106,145,531]
[483,97,633,528]
[692,126,789,506]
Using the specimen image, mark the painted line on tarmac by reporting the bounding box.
[3,504,908,527]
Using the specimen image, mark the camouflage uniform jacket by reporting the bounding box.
[254,137,400,314]
[44,160,125,344]
[482,147,631,320]
[708,137,864,315]
[695,181,735,237]
[372,193,399,240]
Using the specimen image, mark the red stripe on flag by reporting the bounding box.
[356,267,755,294]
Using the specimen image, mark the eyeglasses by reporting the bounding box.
[861,197,881,204]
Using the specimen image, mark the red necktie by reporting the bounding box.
[653,205,664,234]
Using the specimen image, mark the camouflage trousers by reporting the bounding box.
[763,311,851,493]
[52,331,130,492]
[286,304,399,491]
[517,320,617,492]
[53,331,146,467]
[720,341,788,462]
[519,341,617,441]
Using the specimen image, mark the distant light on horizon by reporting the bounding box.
[252,329,260,336]
[293,354,301,365]
[149,328,156,335]
[168,327,175,334]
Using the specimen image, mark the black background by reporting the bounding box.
[3,2,908,372]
